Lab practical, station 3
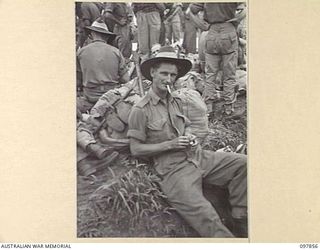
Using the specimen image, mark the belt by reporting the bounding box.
[84,84,118,92]
[138,8,158,13]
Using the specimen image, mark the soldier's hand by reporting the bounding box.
[169,136,190,149]
[186,133,198,147]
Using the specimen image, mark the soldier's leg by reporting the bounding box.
[160,164,234,237]
[136,11,150,61]
[222,51,238,114]
[113,24,132,59]
[200,150,247,237]
[217,23,238,115]
[204,53,221,114]
[148,11,161,52]
[171,14,181,43]
[182,18,197,54]
[165,21,172,44]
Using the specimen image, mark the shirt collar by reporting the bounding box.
[92,39,106,44]
[149,88,174,105]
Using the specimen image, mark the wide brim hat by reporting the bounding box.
[140,46,192,81]
[85,20,116,37]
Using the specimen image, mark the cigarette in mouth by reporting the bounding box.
[166,85,171,94]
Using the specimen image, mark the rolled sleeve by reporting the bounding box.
[127,106,147,142]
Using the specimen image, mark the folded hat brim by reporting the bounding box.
[140,57,192,81]
[85,26,116,37]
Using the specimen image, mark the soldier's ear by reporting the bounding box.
[150,67,155,78]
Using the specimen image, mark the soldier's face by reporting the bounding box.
[150,63,178,94]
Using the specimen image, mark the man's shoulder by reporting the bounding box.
[79,42,119,53]
[107,43,121,53]
[134,94,151,109]
[77,42,96,56]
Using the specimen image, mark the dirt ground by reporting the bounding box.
[77,94,247,237]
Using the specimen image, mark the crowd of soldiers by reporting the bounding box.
[76,2,247,238]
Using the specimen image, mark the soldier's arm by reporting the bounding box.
[155,3,166,12]
[189,3,204,15]
[104,4,127,26]
[227,3,247,23]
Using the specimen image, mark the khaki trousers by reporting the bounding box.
[159,151,247,237]
[204,23,238,106]
[136,11,161,61]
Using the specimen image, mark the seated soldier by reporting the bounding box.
[77,20,129,114]
[77,78,150,176]
[127,46,248,237]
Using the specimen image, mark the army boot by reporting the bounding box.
[232,217,248,238]
[223,85,239,116]
[86,143,110,160]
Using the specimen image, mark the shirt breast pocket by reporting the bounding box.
[147,118,168,143]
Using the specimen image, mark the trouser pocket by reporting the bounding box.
[205,32,219,54]
[206,29,238,55]
[220,31,238,54]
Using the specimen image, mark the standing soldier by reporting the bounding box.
[163,3,183,44]
[103,3,134,60]
[190,3,246,115]
[182,4,197,55]
[132,3,166,61]
[76,2,102,50]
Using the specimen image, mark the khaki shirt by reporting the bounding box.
[77,40,127,102]
[190,3,238,24]
[127,88,202,176]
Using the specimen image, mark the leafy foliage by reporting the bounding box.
[78,157,197,237]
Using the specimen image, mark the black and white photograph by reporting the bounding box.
[76,2,247,238]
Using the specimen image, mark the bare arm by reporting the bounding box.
[129,136,190,157]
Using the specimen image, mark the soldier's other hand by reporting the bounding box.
[186,133,196,142]
[169,136,190,149]
[186,133,198,147]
